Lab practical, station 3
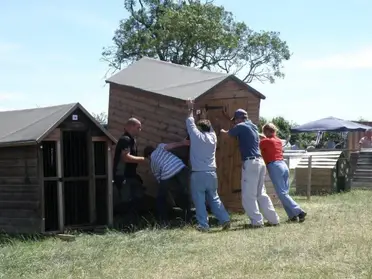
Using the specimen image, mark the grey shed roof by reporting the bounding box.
[0,103,116,147]
[106,57,265,100]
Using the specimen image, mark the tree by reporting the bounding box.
[93,112,108,128]
[102,0,291,83]
[259,116,317,148]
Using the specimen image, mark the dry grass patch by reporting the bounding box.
[1,191,372,279]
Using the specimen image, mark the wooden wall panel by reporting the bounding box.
[0,145,41,233]
[108,85,189,198]
[44,128,61,141]
[195,78,262,211]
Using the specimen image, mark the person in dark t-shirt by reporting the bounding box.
[113,118,146,217]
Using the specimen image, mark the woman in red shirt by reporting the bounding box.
[260,123,307,223]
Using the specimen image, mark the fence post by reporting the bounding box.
[307,155,312,200]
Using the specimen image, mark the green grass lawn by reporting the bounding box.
[2,191,372,279]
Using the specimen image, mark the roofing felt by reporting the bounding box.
[105,57,265,100]
[0,103,116,146]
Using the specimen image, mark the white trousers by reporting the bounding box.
[241,158,279,225]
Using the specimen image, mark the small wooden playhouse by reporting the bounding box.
[106,57,266,212]
[0,103,116,234]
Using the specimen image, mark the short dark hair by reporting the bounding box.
[196,119,212,132]
[144,146,155,158]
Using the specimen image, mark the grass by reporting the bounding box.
[2,191,372,279]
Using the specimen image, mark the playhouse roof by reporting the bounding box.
[106,57,265,100]
[0,103,116,147]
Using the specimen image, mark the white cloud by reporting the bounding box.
[302,47,372,69]
[0,92,24,101]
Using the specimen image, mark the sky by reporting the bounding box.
[1,0,372,124]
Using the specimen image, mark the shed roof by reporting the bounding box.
[0,103,116,147]
[106,57,265,100]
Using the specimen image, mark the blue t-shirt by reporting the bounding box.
[228,120,261,160]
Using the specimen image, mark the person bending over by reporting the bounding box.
[144,140,192,225]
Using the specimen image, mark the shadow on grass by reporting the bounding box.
[0,233,48,245]
[0,193,249,244]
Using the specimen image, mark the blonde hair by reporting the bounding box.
[262,123,278,136]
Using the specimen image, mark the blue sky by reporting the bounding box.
[1,0,371,123]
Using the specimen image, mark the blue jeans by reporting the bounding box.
[190,171,230,229]
[267,160,302,218]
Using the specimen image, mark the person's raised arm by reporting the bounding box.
[220,125,240,138]
[118,137,145,163]
[185,99,203,139]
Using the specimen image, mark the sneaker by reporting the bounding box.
[287,216,298,223]
[196,225,210,232]
[244,224,264,229]
[298,211,307,223]
[221,221,231,230]
[264,222,280,227]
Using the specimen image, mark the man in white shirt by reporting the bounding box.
[186,99,230,232]
[144,140,191,225]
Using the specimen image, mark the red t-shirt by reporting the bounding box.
[259,136,283,165]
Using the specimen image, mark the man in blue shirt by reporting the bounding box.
[220,109,279,228]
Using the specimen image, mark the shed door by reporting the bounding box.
[200,99,243,197]
[62,130,90,227]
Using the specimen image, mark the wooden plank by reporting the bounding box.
[56,140,64,233]
[0,201,39,210]
[109,105,186,131]
[43,128,61,141]
[0,177,38,185]
[109,99,186,130]
[92,136,107,142]
[307,155,312,200]
[0,209,38,218]
[0,158,38,168]
[0,185,39,193]
[88,135,96,224]
[0,217,40,227]
[106,142,113,227]
[109,93,186,121]
[0,146,38,160]
[37,144,45,233]
[110,85,186,113]
[0,166,38,177]
[0,192,39,201]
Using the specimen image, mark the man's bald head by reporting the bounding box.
[126,118,141,126]
[124,117,142,136]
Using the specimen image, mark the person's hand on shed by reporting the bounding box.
[220,129,228,134]
[182,139,190,146]
[186,99,194,110]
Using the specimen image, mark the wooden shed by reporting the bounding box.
[106,57,266,212]
[0,103,116,234]
[295,151,351,195]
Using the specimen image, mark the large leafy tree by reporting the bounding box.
[102,0,291,83]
